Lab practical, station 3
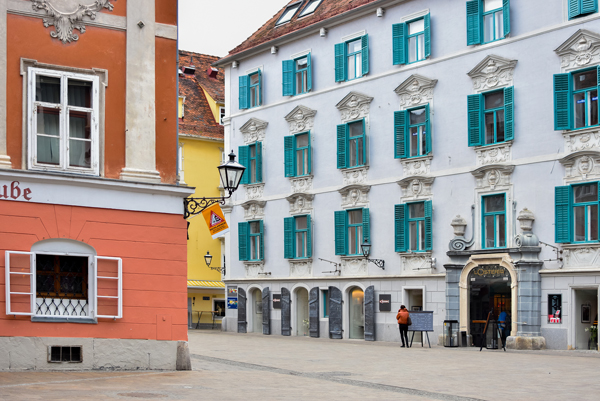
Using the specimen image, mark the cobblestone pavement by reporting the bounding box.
[1,330,599,400]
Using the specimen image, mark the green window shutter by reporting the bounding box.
[334,211,347,255]
[255,142,263,183]
[306,215,312,258]
[504,86,514,141]
[307,53,312,92]
[554,73,571,130]
[468,94,482,147]
[362,208,370,243]
[284,135,295,177]
[394,110,407,159]
[239,75,249,110]
[334,43,346,82]
[284,217,294,259]
[259,220,265,260]
[395,204,407,253]
[238,145,249,185]
[581,0,598,14]
[466,0,481,46]
[392,23,406,65]
[361,34,369,75]
[424,200,433,251]
[503,0,510,36]
[555,186,571,243]
[307,132,312,174]
[337,124,347,169]
[257,70,262,106]
[238,222,249,261]
[424,13,431,58]
[425,104,432,154]
[282,60,294,96]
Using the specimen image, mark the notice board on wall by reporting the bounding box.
[408,311,434,332]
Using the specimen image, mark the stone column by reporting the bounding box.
[120,0,161,183]
[515,260,543,337]
[0,0,11,168]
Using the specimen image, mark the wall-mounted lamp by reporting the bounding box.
[376,7,385,17]
[361,240,385,269]
[232,61,239,69]
[192,297,196,306]
[271,46,278,54]
[320,28,327,37]
[204,251,226,275]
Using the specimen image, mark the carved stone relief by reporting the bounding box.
[397,176,434,201]
[290,176,313,193]
[244,261,265,278]
[394,74,438,109]
[286,193,314,216]
[563,245,600,269]
[336,92,374,123]
[467,55,517,93]
[401,156,432,177]
[342,166,368,185]
[401,252,433,273]
[284,105,317,134]
[289,260,313,277]
[239,118,268,145]
[341,257,368,276]
[555,29,600,73]
[244,183,264,200]
[31,0,115,43]
[563,127,600,152]
[339,185,370,209]
[241,200,266,221]
[471,164,514,191]
[559,151,600,183]
[476,143,512,166]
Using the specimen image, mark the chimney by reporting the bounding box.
[207,67,219,78]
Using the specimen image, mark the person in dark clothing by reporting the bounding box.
[396,305,410,347]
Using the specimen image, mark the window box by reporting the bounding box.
[466,0,510,46]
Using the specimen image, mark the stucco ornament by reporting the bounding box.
[239,118,268,145]
[562,245,600,269]
[559,150,600,183]
[471,164,514,191]
[468,55,517,93]
[241,200,266,221]
[476,142,512,166]
[398,176,434,201]
[336,91,373,123]
[289,260,312,277]
[401,252,433,272]
[401,156,431,176]
[284,105,317,134]
[31,0,114,43]
[340,257,367,276]
[244,261,265,278]
[555,29,600,73]
[342,166,368,185]
[564,127,600,152]
[449,207,475,251]
[286,193,314,215]
[394,74,438,109]
[339,185,370,209]
[244,183,264,200]
[290,176,313,193]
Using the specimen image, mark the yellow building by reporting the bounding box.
[178,51,226,329]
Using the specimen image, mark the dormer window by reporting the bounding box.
[276,2,302,26]
[299,0,322,17]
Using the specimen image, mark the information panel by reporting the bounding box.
[408,311,434,332]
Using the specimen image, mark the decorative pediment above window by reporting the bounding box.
[284,105,317,134]
[397,176,434,201]
[471,164,514,190]
[467,55,517,93]
[241,200,266,220]
[336,92,374,123]
[394,74,438,109]
[555,29,600,73]
[559,150,600,183]
[286,193,314,216]
[339,184,370,209]
[239,118,268,144]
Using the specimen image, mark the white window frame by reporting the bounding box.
[27,67,100,175]
[219,106,225,125]
[212,298,226,319]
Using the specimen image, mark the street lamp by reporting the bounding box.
[183,150,246,219]
[361,240,385,270]
[204,251,226,274]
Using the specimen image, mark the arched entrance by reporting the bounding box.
[295,287,309,336]
[250,288,262,333]
[348,287,365,339]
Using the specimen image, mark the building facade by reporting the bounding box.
[0,0,194,370]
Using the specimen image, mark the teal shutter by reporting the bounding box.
[468,94,482,146]
[555,186,571,243]
[362,208,370,243]
[282,60,294,96]
[424,200,433,251]
[238,145,249,184]
[259,220,265,260]
[581,0,598,15]
[554,73,571,130]
[284,217,294,259]
[334,211,346,255]
[392,23,406,65]
[284,135,295,177]
[334,43,346,82]
[337,124,347,169]
[307,132,312,174]
[504,86,514,141]
[394,110,407,159]
[257,70,262,106]
[466,0,481,46]
[361,34,369,75]
[307,52,312,92]
[361,119,367,166]
[425,104,432,154]
[503,0,510,36]
[395,204,407,253]
[569,0,581,19]
[597,66,600,120]
[238,222,249,261]
[306,215,312,258]
[424,13,431,58]
[255,142,263,183]
[239,75,249,109]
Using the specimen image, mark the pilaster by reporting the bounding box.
[0,0,10,168]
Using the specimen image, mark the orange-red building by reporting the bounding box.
[0,0,193,370]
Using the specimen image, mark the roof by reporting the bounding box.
[226,0,379,58]
[187,280,225,289]
[178,51,224,140]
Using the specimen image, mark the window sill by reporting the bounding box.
[29,166,99,177]
[32,316,98,324]
[473,140,513,149]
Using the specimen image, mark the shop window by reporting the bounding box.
[568,0,598,19]
[284,132,311,177]
[238,220,264,261]
[283,53,312,96]
[555,182,600,243]
[337,119,366,169]
[466,0,510,46]
[239,70,262,110]
[548,294,562,323]
[334,35,369,82]
[284,215,312,259]
[392,14,431,65]
[334,208,370,256]
[468,86,514,146]
[213,299,226,318]
[395,201,433,252]
[482,193,506,249]
[394,105,431,158]
[554,67,599,131]
[238,142,263,184]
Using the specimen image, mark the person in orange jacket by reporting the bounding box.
[396,305,410,347]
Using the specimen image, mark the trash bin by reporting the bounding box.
[443,320,459,347]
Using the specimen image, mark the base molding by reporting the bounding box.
[120,167,162,184]
[0,155,11,169]
[506,336,546,350]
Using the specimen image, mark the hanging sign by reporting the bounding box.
[202,203,229,239]
[227,297,238,309]
[471,265,508,278]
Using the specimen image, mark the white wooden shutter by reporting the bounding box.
[94,256,122,319]
[5,251,35,316]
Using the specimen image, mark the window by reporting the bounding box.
[482,194,506,249]
[239,70,262,110]
[178,143,185,184]
[300,0,322,17]
[219,106,225,125]
[284,132,311,177]
[392,14,431,65]
[213,299,226,318]
[568,0,598,19]
[334,208,370,256]
[554,67,599,131]
[468,86,514,146]
[322,289,329,318]
[335,35,369,82]
[27,67,99,175]
[238,142,262,184]
[394,201,433,252]
[284,215,312,259]
[466,0,510,46]
[337,119,366,169]
[238,220,264,261]
[555,183,600,243]
[282,54,312,96]
[276,1,302,25]
[178,96,185,119]
[394,105,431,158]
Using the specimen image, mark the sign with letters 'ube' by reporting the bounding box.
[0,181,32,201]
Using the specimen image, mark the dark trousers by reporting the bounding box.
[399,324,409,346]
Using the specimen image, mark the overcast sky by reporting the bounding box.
[178,0,290,57]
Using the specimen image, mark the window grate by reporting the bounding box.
[48,346,83,363]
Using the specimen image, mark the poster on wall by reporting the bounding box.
[228,286,238,296]
[227,297,238,309]
[378,294,391,312]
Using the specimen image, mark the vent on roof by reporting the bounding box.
[207,67,219,78]
[183,55,196,75]
[48,346,83,363]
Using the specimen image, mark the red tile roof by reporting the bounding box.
[226,0,378,58]
[180,51,225,103]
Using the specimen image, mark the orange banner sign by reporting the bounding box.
[202,203,229,239]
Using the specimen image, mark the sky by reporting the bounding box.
[178,0,291,57]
